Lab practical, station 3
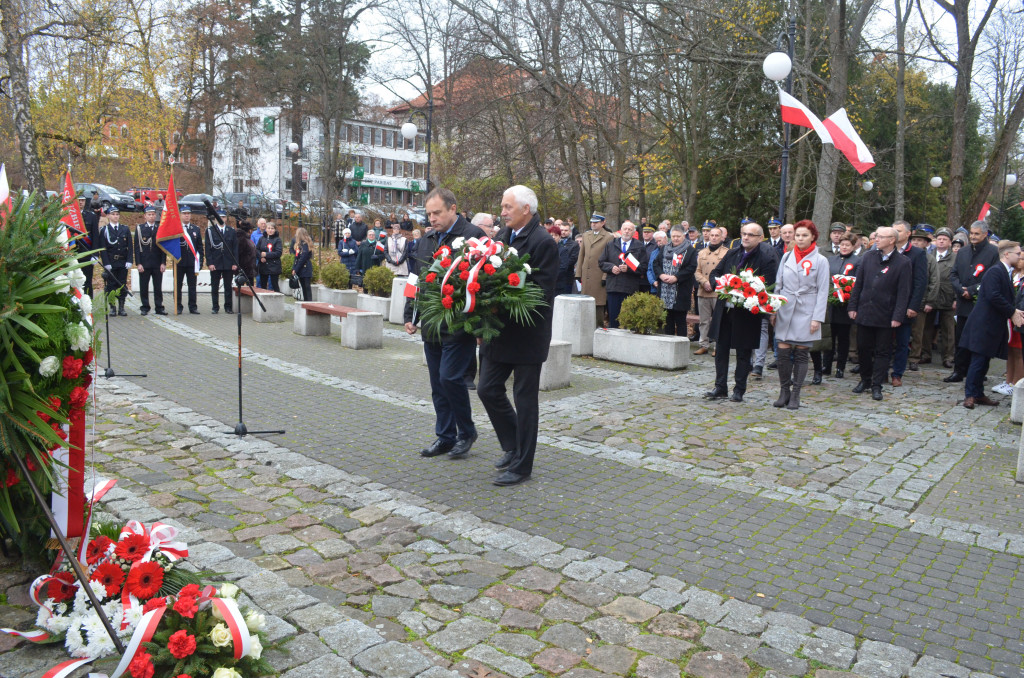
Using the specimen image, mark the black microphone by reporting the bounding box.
[203,199,224,225]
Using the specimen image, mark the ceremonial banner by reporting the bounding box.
[156,174,184,262]
[59,172,87,244]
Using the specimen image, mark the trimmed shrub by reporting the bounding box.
[618,292,666,335]
[363,265,394,297]
[320,261,351,289]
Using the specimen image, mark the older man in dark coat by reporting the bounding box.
[959,240,1024,408]
[478,185,558,486]
[889,220,928,386]
[598,221,648,328]
[946,221,1000,382]
[706,221,779,402]
[847,226,911,401]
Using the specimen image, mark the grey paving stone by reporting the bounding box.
[287,602,350,632]
[354,640,432,678]
[426,617,500,653]
[763,612,813,635]
[701,627,760,658]
[261,534,306,554]
[587,645,637,675]
[372,594,416,618]
[682,589,726,624]
[635,655,680,678]
[718,599,766,635]
[750,647,808,676]
[561,581,618,607]
[759,625,806,654]
[416,667,463,678]
[265,632,331,672]
[813,626,856,647]
[582,616,641,645]
[563,560,605,581]
[507,565,563,593]
[598,596,661,623]
[499,607,544,630]
[463,596,505,621]
[628,634,693,660]
[384,580,428,599]
[647,612,702,640]
[320,619,386,659]
[465,644,534,678]
[541,623,592,655]
[685,650,751,678]
[594,568,653,595]
[801,638,856,670]
[540,596,594,622]
[280,653,364,678]
[490,632,546,658]
[856,639,917,676]
[639,587,686,611]
[909,656,971,678]
[428,584,479,605]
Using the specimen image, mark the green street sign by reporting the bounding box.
[360,193,369,204]
[353,165,364,180]
[263,116,275,134]
[411,180,420,192]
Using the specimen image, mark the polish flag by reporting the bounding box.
[622,252,639,271]
[822,109,875,174]
[778,89,832,144]
[404,272,419,298]
[978,202,991,222]
[0,163,10,226]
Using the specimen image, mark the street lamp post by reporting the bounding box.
[763,17,797,223]
[401,95,434,206]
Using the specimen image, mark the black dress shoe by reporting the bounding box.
[225,307,233,313]
[493,471,530,486]
[812,370,823,385]
[767,361,778,370]
[212,308,219,314]
[118,310,127,316]
[448,433,478,459]
[140,310,149,316]
[943,373,964,383]
[420,439,455,457]
[834,368,844,379]
[908,362,919,372]
[752,366,763,378]
[109,310,117,317]
[871,386,883,401]
[851,365,861,374]
[704,389,727,400]
[155,309,168,316]
[852,380,869,394]
[190,310,200,315]
[495,450,516,470]
[464,379,476,391]
[177,307,183,314]
[729,391,743,402]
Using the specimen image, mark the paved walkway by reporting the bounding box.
[1,295,1023,677]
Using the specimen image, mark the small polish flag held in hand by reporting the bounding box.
[978,202,991,222]
[0,163,10,226]
[375,239,386,253]
[404,273,419,298]
[619,251,640,271]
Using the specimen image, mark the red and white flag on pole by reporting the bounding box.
[778,90,833,144]
[59,172,87,245]
[404,272,419,298]
[822,109,875,174]
[0,163,10,226]
[978,202,991,222]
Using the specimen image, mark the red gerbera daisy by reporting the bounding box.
[86,536,114,565]
[47,572,76,602]
[91,562,125,596]
[124,561,164,599]
[168,629,197,659]
[115,533,150,563]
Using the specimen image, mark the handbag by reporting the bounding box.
[288,274,300,290]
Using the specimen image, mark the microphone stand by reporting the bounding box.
[203,200,285,438]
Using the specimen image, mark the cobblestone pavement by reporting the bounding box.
[1,296,1023,677]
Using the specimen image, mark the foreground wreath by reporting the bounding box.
[715,268,787,315]
[417,236,547,341]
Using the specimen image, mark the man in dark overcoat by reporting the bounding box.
[946,221,1000,382]
[706,221,778,402]
[478,185,558,486]
[959,240,1024,408]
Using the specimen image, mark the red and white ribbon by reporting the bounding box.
[842,263,854,275]
[119,520,188,562]
[41,658,93,678]
[0,626,50,642]
[211,597,252,660]
[78,478,117,563]
[801,259,812,276]
[975,263,986,277]
[88,606,165,678]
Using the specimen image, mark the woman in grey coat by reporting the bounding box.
[771,219,831,409]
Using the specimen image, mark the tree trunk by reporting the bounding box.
[0,0,44,193]
[965,85,1024,226]
[893,0,911,221]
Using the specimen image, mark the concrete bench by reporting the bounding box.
[293,302,383,349]
[540,340,572,391]
[233,286,285,322]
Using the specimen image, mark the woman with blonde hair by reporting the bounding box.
[291,227,314,301]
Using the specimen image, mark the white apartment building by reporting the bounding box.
[211,106,429,207]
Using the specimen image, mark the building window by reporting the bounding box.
[121,125,129,138]
[416,163,425,179]
[386,131,394,148]
[233,147,244,176]
[386,159,394,176]
[233,179,244,192]
[374,128,382,146]
[362,127,372,145]
[303,116,311,130]
[339,125,347,142]
[374,157,383,175]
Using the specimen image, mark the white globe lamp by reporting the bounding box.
[930,176,942,188]
[762,52,792,82]
[862,180,873,192]
[1007,173,1018,188]
[401,122,418,141]
[287,142,299,155]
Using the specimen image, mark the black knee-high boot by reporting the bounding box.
[789,348,810,409]
[774,346,793,407]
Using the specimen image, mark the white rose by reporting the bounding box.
[210,622,233,647]
[68,268,86,290]
[212,603,224,620]
[244,610,266,632]
[211,669,242,678]
[451,237,465,249]
[54,274,71,293]
[39,356,60,378]
[219,583,239,599]
[245,634,263,660]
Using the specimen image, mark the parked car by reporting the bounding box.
[73,182,138,212]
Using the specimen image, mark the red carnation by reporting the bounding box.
[458,261,469,271]
[750,307,759,314]
[70,386,88,409]
[125,561,164,599]
[91,562,126,597]
[458,271,469,280]
[128,650,155,678]
[507,273,521,286]
[484,264,496,275]
[115,533,149,563]
[424,272,437,283]
[440,258,452,268]
[62,356,84,380]
[36,409,51,423]
[467,282,481,293]
[51,423,68,442]
[82,374,92,389]
[27,456,37,472]
[143,596,166,614]
[433,247,448,258]
[86,536,114,564]
[4,469,18,487]
[442,284,454,296]
[83,348,95,366]
[48,396,61,411]
[47,572,76,602]
[173,591,199,619]
[441,296,453,309]
[168,630,197,659]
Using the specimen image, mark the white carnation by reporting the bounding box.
[743,296,758,310]
[488,255,502,269]
[507,247,518,256]
[76,293,93,317]
[38,355,60,378]
[523,263,532,274]
[451,237,465,249]
[68,268,86,290]
[66,322,91,352]
[54,274,71,294]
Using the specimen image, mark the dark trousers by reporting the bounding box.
[210,269,233,311]
[857,325,894,388]
[954,314,972,374]
[607,292,627,328]
[556,278,574,295]
[714,313,752,394]
[82,264,93,297]
[831,323,852,369]
[299,276,312,302]
[890,322,913,377]
[176,266,198,312]
[478,357,542,477]
[424,340,477,444]
[105,266,128,310]
[259,274,280,292]
[138,267,164,313]
[965,352,992,399]
[665,309,688,336]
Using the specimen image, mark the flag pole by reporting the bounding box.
[173,259,179,315]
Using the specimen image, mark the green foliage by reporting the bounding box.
[91,520,123,541]
[362,265,394,297]
[320,261,350,289]
[280,251,294,278]
[618,293,666,335]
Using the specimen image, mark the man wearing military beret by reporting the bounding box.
[99,206,133,316]
[135,205,167,315]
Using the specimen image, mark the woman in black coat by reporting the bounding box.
[236,221,259,286]
[291,227,315,301]
[257,222,284,291]
[652,226,698,335]
[825,232,861,378]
